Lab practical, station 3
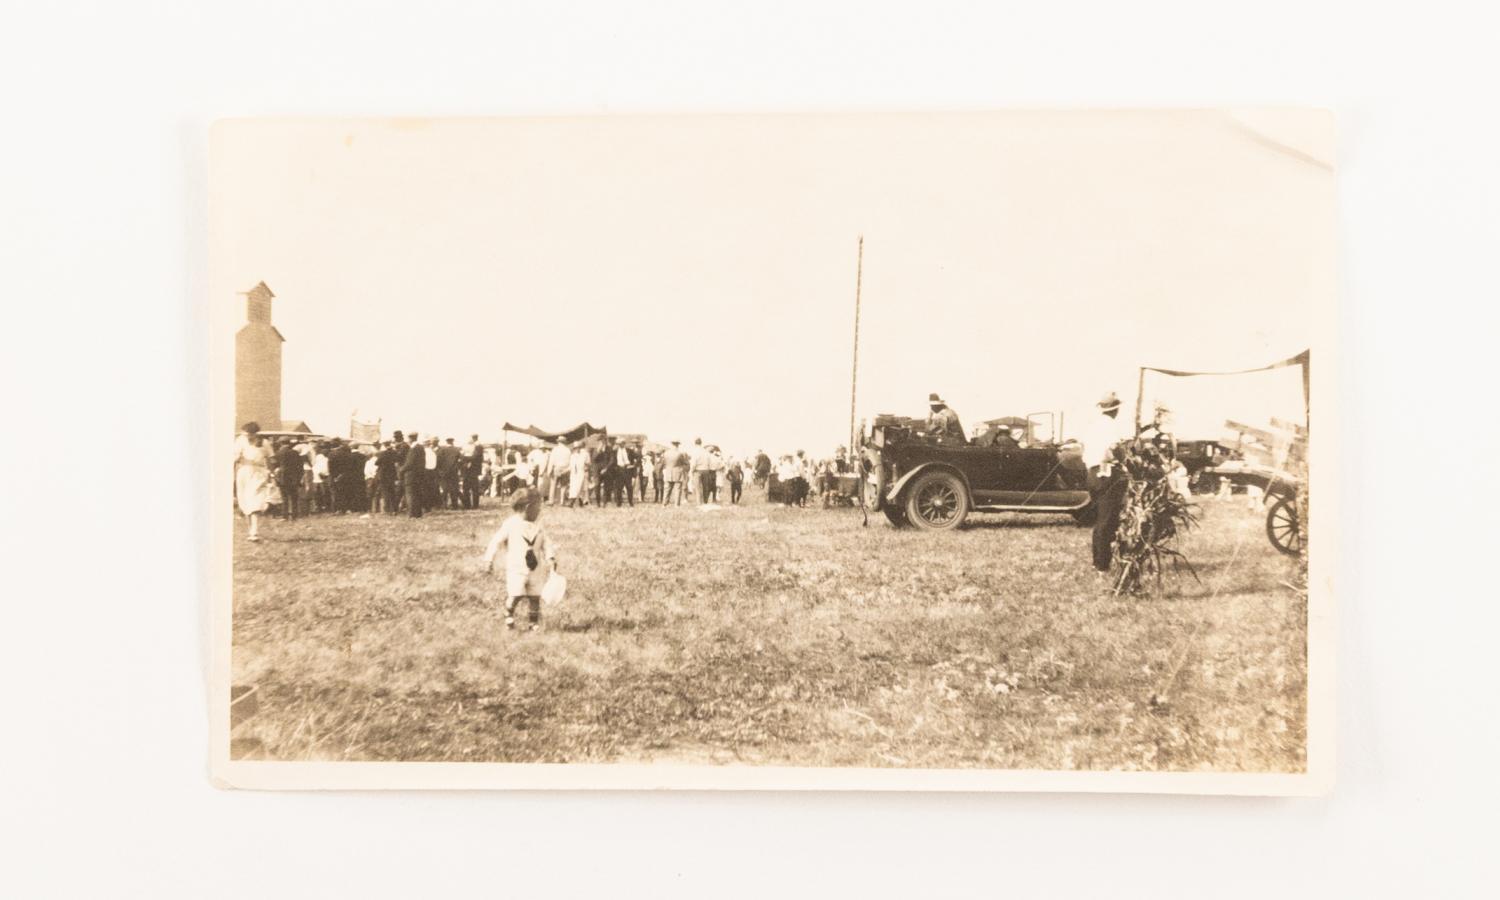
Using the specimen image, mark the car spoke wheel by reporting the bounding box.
[1266,494,1301,555]
[905,471,969,530]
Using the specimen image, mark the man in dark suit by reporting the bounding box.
[374,440,400,515]
[461,434,484,510]
[400,432,426,517]
[595,440,617,508]
[328,439,355,514]
[275,440,305,520]
[437,438,462,509]
[623,442,640,506]
[421,437,441,512]
[389,431,407,512]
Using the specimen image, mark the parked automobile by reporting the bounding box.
[861,412,1093,530]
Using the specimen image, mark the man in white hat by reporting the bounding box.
[925,393,966,444]
[1083,391,1131,571]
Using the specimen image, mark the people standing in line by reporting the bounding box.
[234,423,274,541]
[482,488,558,632]
[401,432,426,518]
[274,438,305,521]
[1083,391,1131,572]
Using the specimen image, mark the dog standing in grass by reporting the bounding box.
[482,488,557,631]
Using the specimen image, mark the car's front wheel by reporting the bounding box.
[904,470,969,530]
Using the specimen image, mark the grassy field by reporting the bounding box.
[230,488,1306,771]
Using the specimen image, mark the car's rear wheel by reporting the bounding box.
[904,470,969,530]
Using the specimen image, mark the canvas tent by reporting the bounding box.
[501,422,606,444]
[1133,349,1310,437]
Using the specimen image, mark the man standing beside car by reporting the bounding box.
[1084,391,1132,572]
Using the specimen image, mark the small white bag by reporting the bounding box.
[541,571,568,606]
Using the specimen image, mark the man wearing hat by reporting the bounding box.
[1084,391,1132,571]
[926,393,966,444]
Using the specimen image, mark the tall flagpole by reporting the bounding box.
[849,236,864,453]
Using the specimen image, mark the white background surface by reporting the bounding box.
[3,1,1496,896]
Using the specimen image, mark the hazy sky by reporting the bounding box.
[210,111,1332,453]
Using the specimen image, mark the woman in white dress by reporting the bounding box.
[566,445,589,507]
[234,422,274,541]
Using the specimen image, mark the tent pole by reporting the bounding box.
[1134,367,1146,434]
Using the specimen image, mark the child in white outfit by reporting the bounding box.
[482,488,557,630]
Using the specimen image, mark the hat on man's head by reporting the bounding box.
[929,393,944,406]
[242,421,261,434]
[1097,391,1122,410]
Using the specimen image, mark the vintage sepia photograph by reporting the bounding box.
[209,111,1334,791]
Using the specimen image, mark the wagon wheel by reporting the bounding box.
[1265,494,1301,555]
[904,470,969,530]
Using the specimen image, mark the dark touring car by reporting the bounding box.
[862,412,1093,530]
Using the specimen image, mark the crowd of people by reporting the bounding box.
[231,423,860,540]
